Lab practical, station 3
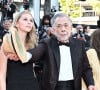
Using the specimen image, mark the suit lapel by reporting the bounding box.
[51,36,60,71]
[70,38,79,77]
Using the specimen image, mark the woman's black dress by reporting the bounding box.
[6,59,40,90]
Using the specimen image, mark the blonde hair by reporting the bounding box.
[10,11,38,50]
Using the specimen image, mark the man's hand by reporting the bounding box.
[88,85,98,90]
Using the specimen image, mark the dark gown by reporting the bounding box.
[6,59,40,90]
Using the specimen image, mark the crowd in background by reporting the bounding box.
[0,1,100,90]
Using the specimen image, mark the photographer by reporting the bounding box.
[38,15,51,40]
[0,0,16,25]
[73,25,85,40]
[73,24,90,50]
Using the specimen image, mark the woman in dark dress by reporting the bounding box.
[0,11,40,90]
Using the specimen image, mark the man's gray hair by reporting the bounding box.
[51,12,72,26]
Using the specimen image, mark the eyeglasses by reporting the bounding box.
[54,24,71,29]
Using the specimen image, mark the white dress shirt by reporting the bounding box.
[58,45,74,81]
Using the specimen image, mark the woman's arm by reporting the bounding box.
[0,46,7,90]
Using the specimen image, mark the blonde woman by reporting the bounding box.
[0,11,40,90]
[82,30,100,90]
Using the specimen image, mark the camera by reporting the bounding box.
[50,6,56,17]
[43,25,50,32]
[79,30,84,37]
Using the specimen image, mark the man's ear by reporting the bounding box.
[50,27,55,33]
[51,27,55,34]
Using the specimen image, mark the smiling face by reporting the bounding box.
[15,13,34,34]
[52,16,72,42]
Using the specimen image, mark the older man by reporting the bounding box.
[28,13,96,90]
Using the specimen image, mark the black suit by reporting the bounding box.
[84,34,90,50]
[29,35,94,90]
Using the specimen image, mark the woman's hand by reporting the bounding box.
[1,45,20,61]
[6,52,20,61]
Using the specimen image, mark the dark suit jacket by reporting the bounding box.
[1,3,16,20]
[29,35,94,90]
[84,34,90,50]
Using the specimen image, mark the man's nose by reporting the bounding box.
[61,26,66,31]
